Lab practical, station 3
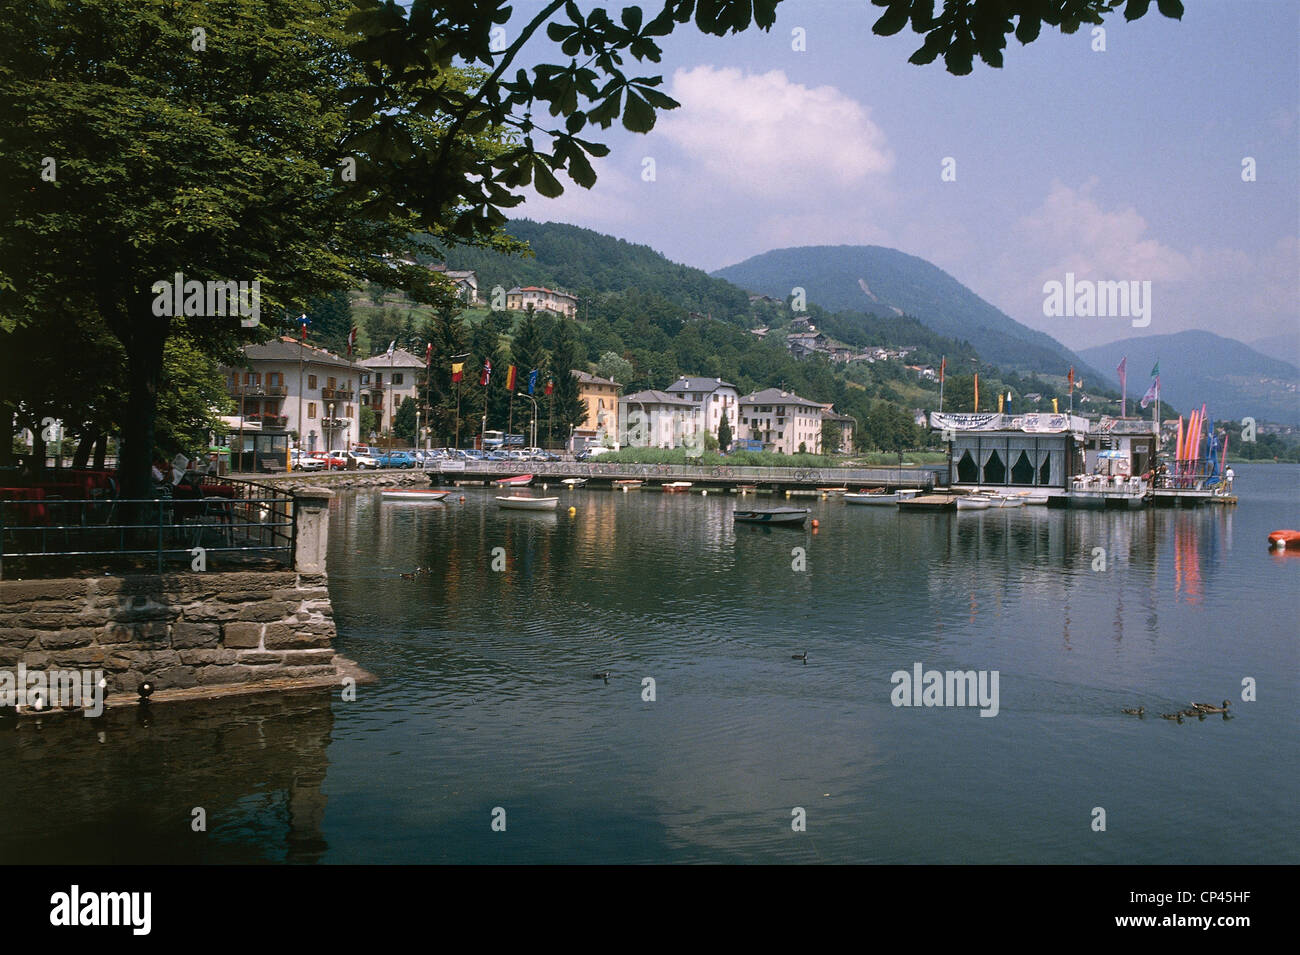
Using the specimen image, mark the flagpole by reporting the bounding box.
[939,356,945,412]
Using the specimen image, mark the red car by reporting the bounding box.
[311,451,347,470]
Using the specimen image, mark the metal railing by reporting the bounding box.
[0,476,295,579]
[435,459,935,487]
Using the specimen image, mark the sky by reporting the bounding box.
[502,0,1299,355]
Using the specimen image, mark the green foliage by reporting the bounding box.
[595,351,635,386]
[393,396,417,441]
[359,405,378,440]
[717,415,732,451]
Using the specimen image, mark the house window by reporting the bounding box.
[393,373,404,385]
[375,373,383,385]
[307,402,317,419]
[268,372,280,387]
[308,374,317,389]
[328,376,337,390]
[346,405,353,417]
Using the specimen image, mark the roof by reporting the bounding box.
[621,389,695,407]
[239,337,359,371]
[572,369,620,387]
[667,376,736,393]
[510,285,577,299]
[739,387,826,408]
[358,348,425,369]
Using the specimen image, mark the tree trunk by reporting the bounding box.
[93,432,108,470]
[73,429,96,469]
[119,341,164,501]
[0,407,13,467]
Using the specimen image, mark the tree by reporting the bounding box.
[359,405,378,442]
[595,351,634,386]
[547,321,587,446]
[393,396,417,443]
[717,414,732,451]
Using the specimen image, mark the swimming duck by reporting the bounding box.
[1191,700,1230,713]
[591,670,610,681]
[1160,712,1183,723]
[1121,706,1144,716]
[399,571,416,580]
[1180,708,1201,718]
[792,651,808,662]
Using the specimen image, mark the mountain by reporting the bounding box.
[1251,331,1300,372]
[1078,331,1300,425]
[711,245,1102,381]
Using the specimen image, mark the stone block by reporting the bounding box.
[263,624,329,650]
[170,622,220,649]
[177,649,238,666]
[222,622,263,649]
[234,601,294,622]
[38,629,95,650]
[237,651,284,665]
[151,665,198,690]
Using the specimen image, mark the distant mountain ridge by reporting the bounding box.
[711,245,1103,381]
[1078,330,1300,425]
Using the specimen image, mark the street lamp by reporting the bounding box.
[326,402,334,459]
[518,392,539,451]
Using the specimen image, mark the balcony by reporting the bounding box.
[228,383,287,398]
[323,417,350,428]
[247,413,288,429]
[321,387,355,401]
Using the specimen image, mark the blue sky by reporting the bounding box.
[508,1,1298,353]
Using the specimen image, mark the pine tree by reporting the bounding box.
[547,319,587,447]
[717,414,732,451]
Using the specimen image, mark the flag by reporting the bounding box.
[544,377,554,396]
[973,373,979,412]
[424,342,432,367]
[1140,376,1159,409]
[1150,360,1160,378]
[386,340,395,358]
[451,362,464,384]
[528,369,538,395]
[347,325,357,356]
[480,358,491,386]
[1067,367,1075,393]
[997,393,1004,413]
[505,364,518,391]
[1005,390,1012,411]
[1052,397,1058,413]
[939,356,946,384]
[299,314,309,341]
[1117,355,1127,415]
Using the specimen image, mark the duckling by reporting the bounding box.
[1160,712,1183,723]
[792,651,808,662]
[399,571,416,580]
[1191,700,1231,713]
[1121,706,1144,716]
[1180,708,1201,718]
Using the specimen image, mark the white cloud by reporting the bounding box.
[657,66,893,197]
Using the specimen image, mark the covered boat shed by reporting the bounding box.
[931,412,1091,490]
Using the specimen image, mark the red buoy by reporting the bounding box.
[1268,529,1300,549]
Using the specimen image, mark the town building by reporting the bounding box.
[572,370,621,447]
[506,286,578,318]
[666,376,739,440]
[222,337,361,466]
[738,388,826,454]
[820,405,857,453]
[428,265,479,305]
[358,348,425,440]
[618,390,700,449]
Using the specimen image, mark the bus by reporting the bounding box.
[482,431,525,449]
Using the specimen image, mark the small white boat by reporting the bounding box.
[956,495,993,511]
[496,495,559,511]
[1017,491,1050,505]
[989,494,1024,508]
[561,478,587,488]
[734,507,810,526]
[613,479,643,489]
[493,473,533,487]
[662,481,693,492]
[381,489,450,501]
[845,489,919,505]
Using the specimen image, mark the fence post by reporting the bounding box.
[292,488,333,573]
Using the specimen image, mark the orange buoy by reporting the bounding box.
[1268,529,1300,549]
[459,495,465,502]
[811,519,819,529]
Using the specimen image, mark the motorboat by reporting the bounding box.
[380,488,450,502]
[493,474,533,487]
[662,482,693,492]
[496,495,558,510]
[845,488,919,505]
[956,494,993,511]
[560,478,587,488]
[733,507,810,526]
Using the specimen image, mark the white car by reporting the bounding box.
[291,450,324,471]
[347,450,379,470]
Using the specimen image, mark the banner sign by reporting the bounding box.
[929,412,1003,432]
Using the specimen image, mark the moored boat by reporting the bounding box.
[733,506,810,526]
[662,481,693,492]
[613,479,643,489]
[988,494,1024,508]
[493,473,533,487]
[496,495,558,510]
[898,494,958,512]
[560,478,587,487]
[956,494,992,511]
[381,488,450,501]
[845,490,904,505]
[1268,529,1300,549]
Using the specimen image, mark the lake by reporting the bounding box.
[3,462,1296,863]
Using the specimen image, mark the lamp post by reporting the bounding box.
[326,402,334,458]
[517,392,539,452]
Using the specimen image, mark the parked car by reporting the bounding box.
[507,449,530,461]
[376,450,417,469]
[291,450,324,471]
[311,451,347,470]
[348,450,379,470]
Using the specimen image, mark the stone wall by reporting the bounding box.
[0,571,340,694]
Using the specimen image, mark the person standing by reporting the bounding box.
[1224,466,1235,492]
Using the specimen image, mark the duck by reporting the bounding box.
[591,670,610,681]
[1180,708,1201,718]
[1191,700,1231,713]
[1120,706,1144,716]
[399,571,416,580]
[792,651,808,662]
[1160,712,1183,723]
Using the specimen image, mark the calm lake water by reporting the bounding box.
[3,462,1297,863]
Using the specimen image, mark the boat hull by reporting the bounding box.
[496,495,558,510]
[734,507,810,526]
[898,494,958,512]
[845,492,903,505]
[381,489,450,501]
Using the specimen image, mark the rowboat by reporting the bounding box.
[496,495,558,510]
[733,506,810,526]
[956,495,993,511]
[493,473,533,487]
[1018,491,1050,505]
[662,481,693,492]
[613,479,643,489]
[381,488,450,502]
[898,494,958,512]
[561,478,587,487]
[988,494,1024,508]
[845,489,919,505]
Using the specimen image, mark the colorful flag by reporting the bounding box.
[528,369,538,395]
[347,326,357,356]
[480,358,492,386]
[544,377,554,396]
[386,340,395,358]
[1140,376,1159,409]
[973,373,979,412]
[424,342,432,367]
[1150,359,1160,378]
[505,364,518,391]
[1052,397,1058,413]
[299,314,309,341]
[451,362,464,384]
[939,356,946,384]
[997,393,1004,413]
[1067,367,1075,393]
